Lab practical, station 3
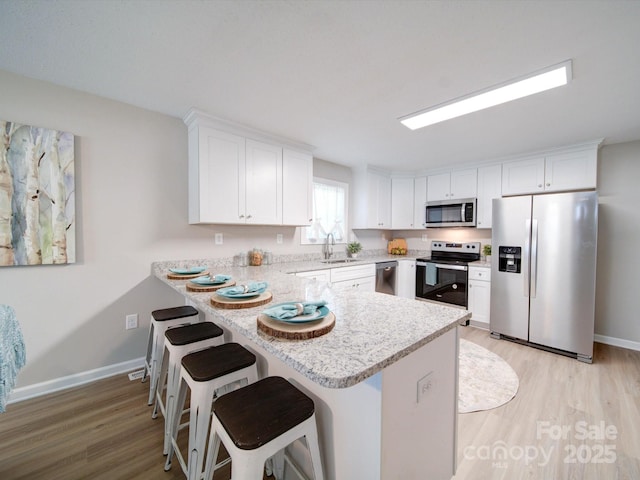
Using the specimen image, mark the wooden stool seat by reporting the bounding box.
[182,343,257,382]
[152,305,199,322]
[214,376,315,450]
[165,321,223,346]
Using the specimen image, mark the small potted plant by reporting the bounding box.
[347,241,362,258]
[483,244,492,262]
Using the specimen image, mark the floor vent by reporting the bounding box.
[128,369,145,381]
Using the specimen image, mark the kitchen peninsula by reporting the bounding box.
[152,259,471,480]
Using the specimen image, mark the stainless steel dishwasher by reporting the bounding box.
[375,261,397,295]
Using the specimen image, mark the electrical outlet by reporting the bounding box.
[214,233,223,245]
[417,372,435,403]
[125,314,138,330]
[422,234,428,242]
[276,233,283,244]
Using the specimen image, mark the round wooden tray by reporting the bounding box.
[257,312,335,340]
[167,270,209,280]
[210,291,273,309]
[186,280,235,293]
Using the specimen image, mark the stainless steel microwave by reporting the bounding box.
[424,198,476,227]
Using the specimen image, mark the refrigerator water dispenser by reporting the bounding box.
[498,246,521,273]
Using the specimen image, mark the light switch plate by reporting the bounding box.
[125,314,138,330]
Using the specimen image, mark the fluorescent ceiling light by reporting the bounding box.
[399,60,572,130]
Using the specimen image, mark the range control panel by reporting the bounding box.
[430,241,480,253]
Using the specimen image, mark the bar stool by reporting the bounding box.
[204,376,324,480]
[142,305,199,406]
[152,321,225,454]
[164,342,259,480]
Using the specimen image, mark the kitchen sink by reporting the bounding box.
[320,258,358,264]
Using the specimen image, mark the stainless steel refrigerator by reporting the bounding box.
[490,191,598,362]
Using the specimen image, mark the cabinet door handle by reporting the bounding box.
[546,183,551,187]
[247,214,252,219]
[239,214,245,219]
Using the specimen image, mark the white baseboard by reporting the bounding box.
[8,357,145,405]
[594,334,640,352]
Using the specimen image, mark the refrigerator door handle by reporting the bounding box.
[530,219,538,298]
[524,219,531,296]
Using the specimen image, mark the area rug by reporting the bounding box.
[458,338,519,413]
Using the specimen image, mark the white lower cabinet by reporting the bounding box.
[467,266,491,328]
[396,259,416,299]
[296,269,331,282]
[330,264,376,292]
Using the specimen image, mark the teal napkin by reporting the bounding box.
[192,274,231,285]
[222,281,267,295]
[209,274,231,283]
[263,301,327,320]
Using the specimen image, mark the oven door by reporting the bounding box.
[416,261,468,307]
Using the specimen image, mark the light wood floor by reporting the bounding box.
[455,326,640,480]
[0,328,638,479]
[0,372,268,480]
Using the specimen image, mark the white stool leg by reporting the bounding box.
[165,376,189,472]
[152,344,170,419]
[162,345,185,454]
[142,321,154,382]
[231,454,267,479]
[147,324,165,405]
[187,380,216,480]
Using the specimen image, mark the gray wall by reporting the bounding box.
[595,140,640,344]
[0,70,348,389]
[1,68,637,393]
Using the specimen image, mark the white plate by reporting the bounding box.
[169,266,206,275]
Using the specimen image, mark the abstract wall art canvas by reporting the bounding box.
[0,120,75,266]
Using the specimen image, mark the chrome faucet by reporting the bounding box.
[323,233,335,259]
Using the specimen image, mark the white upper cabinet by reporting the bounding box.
[476,164,502,229]
[245,139,282,224]
[501,156,546,195]
[544,149,597,192]
[391,176,427,230]
[188,126,246,224]
[391,177,415,229]
[413,176,427,229]
[354,169,391,229]
[426,172,450,202]
[502,142,599,196]
[185,109,314,225]
[282,149,313,226]
[427,168,477,201]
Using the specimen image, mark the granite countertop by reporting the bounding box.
[469,260,491,268]
[278,254,418,274]
[152,259,469,389]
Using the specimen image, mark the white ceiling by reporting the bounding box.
[1,0,639,172]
